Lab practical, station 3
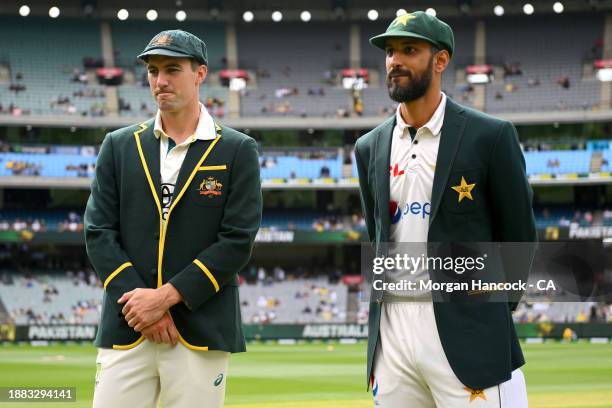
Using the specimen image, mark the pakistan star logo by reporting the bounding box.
[464,386,487,402]
[451,176,476,203]
[391,14,417,28]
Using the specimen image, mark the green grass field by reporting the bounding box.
[0,341,611,407]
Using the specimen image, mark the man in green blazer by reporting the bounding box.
[355,12,536,407]
[85,30,261,407]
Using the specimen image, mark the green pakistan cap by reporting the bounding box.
[369,11,454,57]
[138,29,208,65]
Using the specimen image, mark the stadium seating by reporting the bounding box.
[1,272,602,326]
[513,301,597,323]
[236,278,348,324]
[0,274,348,325]
[11,141,610,180]
[0,16,106,116]
[0,13,607,118]
[0,147,344,179]
[0,152,96,178]
[484,14,603,113]
[524,150,593,176]
[259,154,343,179]
[237,22,351,117]
[602,148,612,172]
[2,205,609,232]
[0,273,101,324]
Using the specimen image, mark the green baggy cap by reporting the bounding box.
[370,11,454,57]
[138,29,208,65]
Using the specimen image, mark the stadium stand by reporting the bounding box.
[0,13,608,118]
[259,152,343,179]
[0,152,96,178]
[0,16,106,117]
[524,150,593,176]
[484,14,603,113]
[239,278,348,324]
[2,205,610,233]
[2,142,609,179]
[0,273,348,325]
[237,22,351,117]
[513,301,601,323]
[0,271,101,324]
[2,272,606,325]
[0,145,347,180]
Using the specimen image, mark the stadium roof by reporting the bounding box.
[1,0,612,21]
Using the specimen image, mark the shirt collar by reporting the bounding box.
[153,102,216,142]
[395,92,447,138]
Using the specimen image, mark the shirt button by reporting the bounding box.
[413,140,418,145]
[150,268,157,276]
[412,154,417,159]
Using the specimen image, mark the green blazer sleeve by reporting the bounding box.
[487,121,538,310]
[355,143,376,246]
[169,137,262,310]
[488,121,536,242]
[84,133,149,314]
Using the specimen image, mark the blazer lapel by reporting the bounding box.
[170,125,222,205]
[374,116,395,242]
[133,119,162,215]
[429,98,467,226]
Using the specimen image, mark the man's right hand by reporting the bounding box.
[141,312,179,346]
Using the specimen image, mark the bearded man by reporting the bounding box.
[354,11,537,408]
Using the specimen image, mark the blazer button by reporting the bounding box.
[150,268,157,276]
[153,233,159,240]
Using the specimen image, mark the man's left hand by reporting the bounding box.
[118,284,183,332]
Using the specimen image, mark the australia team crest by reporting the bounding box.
[198,176,223,197]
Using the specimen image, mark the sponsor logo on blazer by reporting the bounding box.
[198,176,223,197]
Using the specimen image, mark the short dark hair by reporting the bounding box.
[190,59,203,72]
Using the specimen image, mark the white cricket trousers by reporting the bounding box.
[93,340,230,408]
[372,302,528,408]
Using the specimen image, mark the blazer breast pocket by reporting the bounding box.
[442,168,483,214]
[192,166,229,207]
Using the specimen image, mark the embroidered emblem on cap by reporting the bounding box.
[391,13,417,28]
[151,34,173,46]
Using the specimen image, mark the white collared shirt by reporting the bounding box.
[153,103,217,221]
[386,92,447,299]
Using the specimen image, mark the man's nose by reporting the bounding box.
[387,56,402,72]
[156,72,169,87]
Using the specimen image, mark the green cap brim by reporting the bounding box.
[369,31,442,51]
[137,48,193,62]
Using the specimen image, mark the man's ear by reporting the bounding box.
[434,50,450,74]
[197,65,208,85]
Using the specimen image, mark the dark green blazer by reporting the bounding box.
[355,97,537,390]
[84,118,262,352]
